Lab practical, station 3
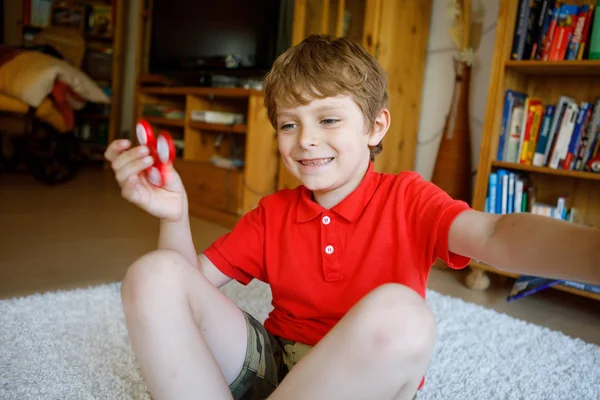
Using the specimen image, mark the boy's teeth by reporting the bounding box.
[300,158,333,166]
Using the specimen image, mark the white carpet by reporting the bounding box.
[1,281,599,400]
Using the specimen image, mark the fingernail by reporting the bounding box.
[145,156,154,163]
[140,146,149,154]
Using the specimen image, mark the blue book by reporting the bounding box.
[534,0,557,60]
[564,102,590,169]
[507,275,562,301]
[498,91,516,161]
[496,169,509,214]
[532,105,555,166]
[488,173,498,214]
[511,0,532,60]
[507,172,516,213]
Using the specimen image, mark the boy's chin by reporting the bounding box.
[298,176,337,192]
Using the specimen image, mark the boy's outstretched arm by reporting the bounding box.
[448,210,600,285]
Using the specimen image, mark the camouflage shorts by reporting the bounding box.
[229,311,418,400]
[229,311,313,400]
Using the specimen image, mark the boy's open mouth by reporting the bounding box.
[298,158,334,166]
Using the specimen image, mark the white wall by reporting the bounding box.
[415,0,499,181]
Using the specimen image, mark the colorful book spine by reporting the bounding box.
[512,0,533,60]
[563,102,591,170]
[533,105,555,166]
[565,5,590,60]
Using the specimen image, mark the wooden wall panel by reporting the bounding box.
[373,0,432,174]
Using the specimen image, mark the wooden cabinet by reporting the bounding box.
[176,160,244,219]
[469,0,600,302]
[277,0,433,190]
[132,0,432,226]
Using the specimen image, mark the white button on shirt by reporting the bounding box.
[322,216,331,225]
[325,245,334,254]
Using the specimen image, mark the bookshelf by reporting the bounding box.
[18,0,125,161]
[469,0,600,302]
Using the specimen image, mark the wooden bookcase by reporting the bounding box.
[135,86,278,228]
[469,0,600,301]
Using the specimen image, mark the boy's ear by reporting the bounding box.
[368,108,391,146]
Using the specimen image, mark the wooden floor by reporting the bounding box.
[1,166,599,346]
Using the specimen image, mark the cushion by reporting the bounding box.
[0,46,109,108]
[0,93,69,133]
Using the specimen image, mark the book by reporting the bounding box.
[508,275,600,301]
[507,275,562,301]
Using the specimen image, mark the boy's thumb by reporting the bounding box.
[162,163,183,191]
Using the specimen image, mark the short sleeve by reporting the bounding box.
[403,173,472,269]
[203,201,266,285]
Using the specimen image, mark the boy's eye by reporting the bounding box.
[321,118,339,125]
[280,123,297,131]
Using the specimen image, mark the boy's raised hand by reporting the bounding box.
[105,139,185,222]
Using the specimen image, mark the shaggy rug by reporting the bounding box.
[1,280,599,399]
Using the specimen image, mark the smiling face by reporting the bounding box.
[263,34,391,207]
[277,94,389,208]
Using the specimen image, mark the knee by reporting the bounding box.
[121,249,191,309]
[355,283,436,360]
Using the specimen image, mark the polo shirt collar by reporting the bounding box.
[297,161,378,223]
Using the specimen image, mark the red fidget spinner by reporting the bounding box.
[136,119,176,187]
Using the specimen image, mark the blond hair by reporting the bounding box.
[263,34,388,158]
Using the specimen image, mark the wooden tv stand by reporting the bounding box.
[135,86,279,228]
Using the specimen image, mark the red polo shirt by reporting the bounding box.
[204,162,471,345]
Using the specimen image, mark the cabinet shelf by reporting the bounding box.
[188,121,246,134]
[143,116,185,128]
[491,161,600,181]
[505,60,600,76]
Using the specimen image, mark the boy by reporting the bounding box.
[104,35,600,400]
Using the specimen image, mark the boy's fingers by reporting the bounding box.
[115,155,154,184]
[104,139,131,162]
[111,145,150,172]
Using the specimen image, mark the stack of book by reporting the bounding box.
[486,168,576,222]
[496,92,600,173]
[511,1,600,61]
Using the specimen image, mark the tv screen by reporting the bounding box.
[149,0,283,76]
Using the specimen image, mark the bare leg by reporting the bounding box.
[121,250,247,400]
[268,283,436,400]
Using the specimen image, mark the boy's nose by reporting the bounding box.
[298,128,319,148]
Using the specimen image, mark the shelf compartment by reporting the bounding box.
[142,116,185,128]
[188,121,246,134]
[470,261,600,302]
[491,161,600,181]
[505,60,600,76]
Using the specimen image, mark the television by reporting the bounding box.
[149,0,289,84]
